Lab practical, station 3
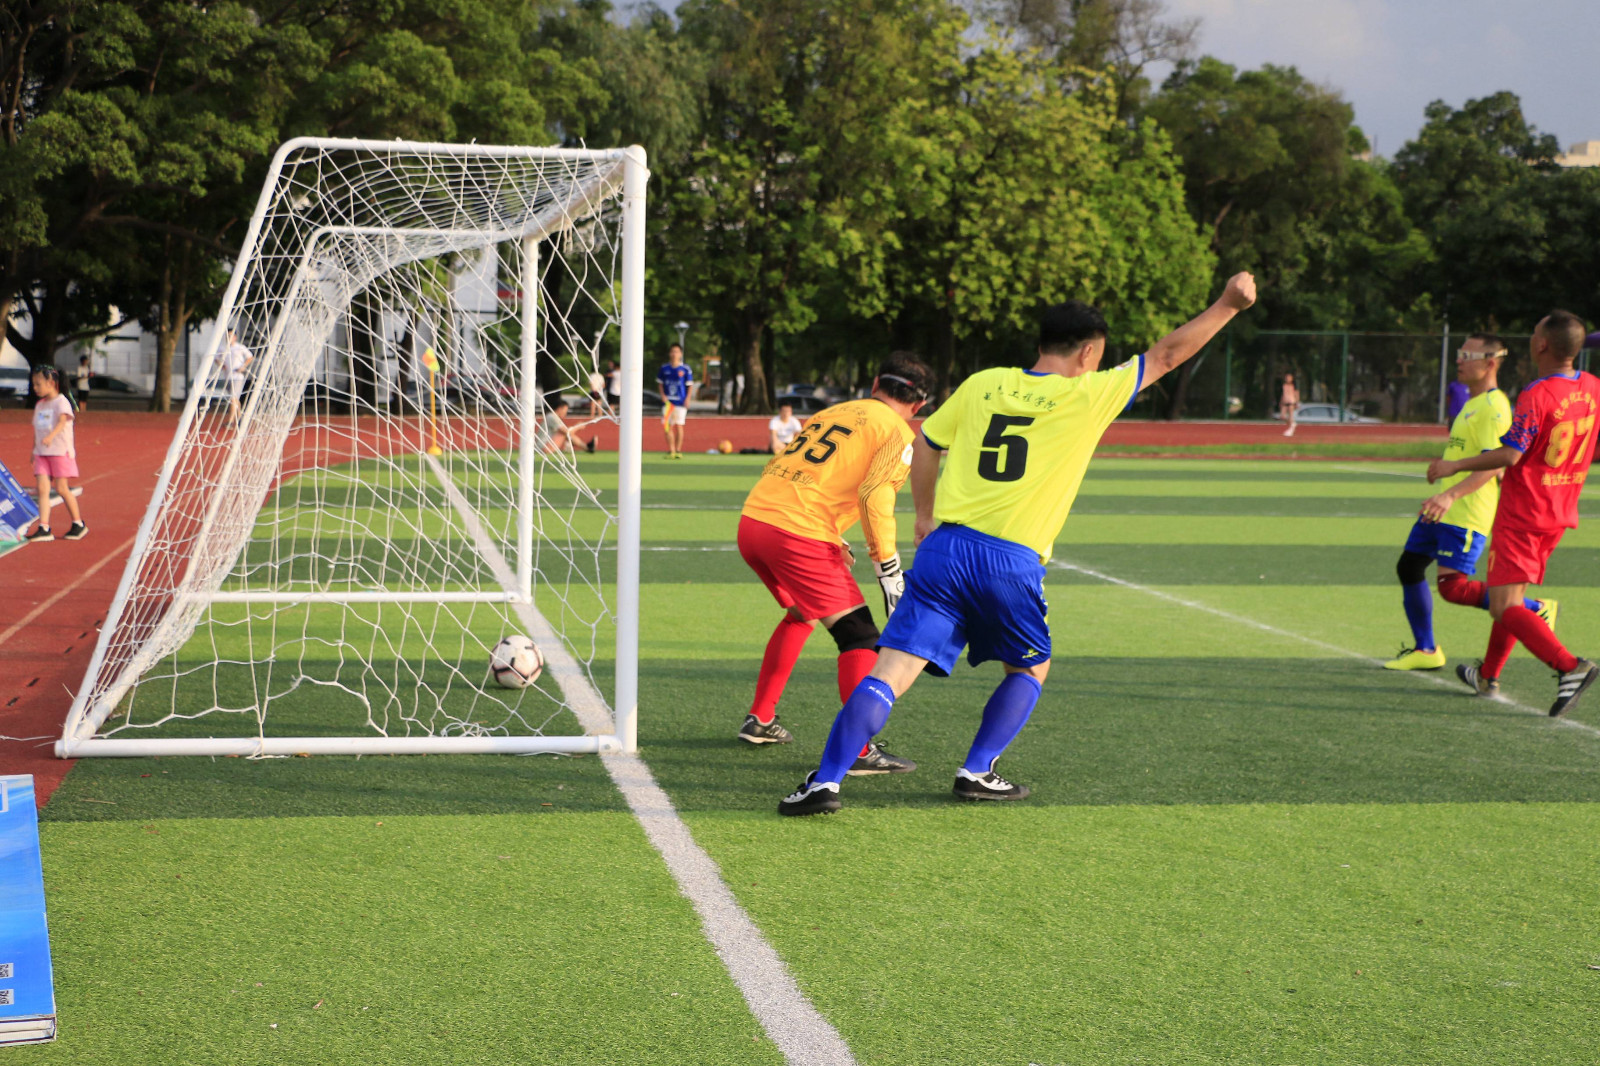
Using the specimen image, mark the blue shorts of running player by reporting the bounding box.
[1402,518,1487,573]
[877,523,1050,677]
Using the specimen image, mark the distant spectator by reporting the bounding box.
[768,403,803,454]
[24,365,86,542]
[604,360,620,411]
[222,328,253,427]
[74,355,91,410]
[1446,378,1471,422]
[1280,372,1300,437]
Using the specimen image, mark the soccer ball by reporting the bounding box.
[717,439,733,454]
[490,635,543,689]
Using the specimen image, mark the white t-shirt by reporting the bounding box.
[223,342,251,382]
[34,395,75,457]
[768,414,803,448]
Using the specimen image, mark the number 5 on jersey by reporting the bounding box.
[978,415,1034,482]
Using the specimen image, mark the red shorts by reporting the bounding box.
[737,516,863,620]
[1486,524,1566,586]
[33,454,78,479]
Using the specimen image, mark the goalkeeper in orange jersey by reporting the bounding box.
[735,352,934,775]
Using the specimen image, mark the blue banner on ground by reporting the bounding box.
[0,461,38,542]
[0,776,56,1045]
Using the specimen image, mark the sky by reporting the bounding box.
[1159,0,1600,157]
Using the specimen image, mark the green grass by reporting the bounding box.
[1101,440,1445,459]
[37,451,1600,1063]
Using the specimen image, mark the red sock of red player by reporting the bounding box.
[1482,622,1517,679]
[1437,572,1487,609]
[837,648,878,758]
[1498,605,1579,674]
[749,616,813,723]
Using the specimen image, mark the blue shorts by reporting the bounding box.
[878,524,1050,677]
[1403,519,1487,573]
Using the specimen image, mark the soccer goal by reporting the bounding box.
[57,139,647,758]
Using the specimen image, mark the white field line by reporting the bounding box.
[0,533,140,650]
[423,454,856,1066]
[1050,557,1600,741]
[1331,463,1425,478]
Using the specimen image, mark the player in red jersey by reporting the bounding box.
[1427,310,1600,716]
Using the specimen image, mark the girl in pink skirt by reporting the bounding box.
[25,366,86,541]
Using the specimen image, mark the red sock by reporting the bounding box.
[749,616,812,723]
[1499,605,1579,673]
[1482,622,1517,679]
[1437,572,1487,609]
[836,648,879,759]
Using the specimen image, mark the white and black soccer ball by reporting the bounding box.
[490,635,543,689]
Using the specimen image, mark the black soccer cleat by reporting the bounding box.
[952,767,1031,802]
[23,526,53,542]
[62,522,87,541]
[847,742,917,776]
[738,714,793,745]
[1455,661,1500,698]
[778,772,841,817]
[1551,658,1599,718]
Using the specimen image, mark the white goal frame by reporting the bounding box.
[56,138,647,759]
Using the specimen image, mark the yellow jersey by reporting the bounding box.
[919,360,1142,561]
[1439,388,1512,536]
[741,398,916,562]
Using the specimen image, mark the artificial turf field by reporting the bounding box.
[28,453,1600,1065]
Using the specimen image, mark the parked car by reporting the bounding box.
[0,366,29,405]
[88,373,147,397]
[1278,403,1380,424]
[773,392,835,416]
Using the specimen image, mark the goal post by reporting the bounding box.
[58,138,647,759]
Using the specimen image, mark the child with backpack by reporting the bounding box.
[24,365,87,541]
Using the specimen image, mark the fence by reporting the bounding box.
[1133,329,1596,423]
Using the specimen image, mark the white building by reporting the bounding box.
[1556,140,1600,167]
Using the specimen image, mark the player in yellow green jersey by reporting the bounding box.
[779,272,1258,815]
[1384,334,1554,675]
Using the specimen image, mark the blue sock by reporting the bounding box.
[1401,581,1435,651]
[816,677,896,785]
[961,673,1044,775]
[1474,591,1540,612]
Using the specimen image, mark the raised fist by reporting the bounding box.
[1223,272,1257,311]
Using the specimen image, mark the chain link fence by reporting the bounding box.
[1135,329,1597,423]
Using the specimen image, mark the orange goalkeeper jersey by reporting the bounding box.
[740,398,915,563]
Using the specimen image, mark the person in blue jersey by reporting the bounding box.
[778,273,1258,816]
[656,343,694,458]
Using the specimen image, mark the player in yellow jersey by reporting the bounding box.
[780,274,1257,815]
[736,353,935,775]
[1383,334,1553,673]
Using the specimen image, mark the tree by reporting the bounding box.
[1390,92,1595,331]
[656,0,964,412]
[980,0,1197,117]
[854,45,1212,386]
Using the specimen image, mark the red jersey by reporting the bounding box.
[1496,370,1600,532]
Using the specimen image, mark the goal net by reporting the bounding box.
[58,139,646,758]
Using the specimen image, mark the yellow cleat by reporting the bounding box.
[1384,646,1446,671]
[1537,598,1559,634]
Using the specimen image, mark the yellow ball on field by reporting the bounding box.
[718,439,734,454]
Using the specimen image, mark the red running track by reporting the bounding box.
[0,410,1445,807]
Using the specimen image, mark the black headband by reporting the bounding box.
[879,372,926,399]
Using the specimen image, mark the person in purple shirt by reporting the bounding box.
[1445,378,1471,422]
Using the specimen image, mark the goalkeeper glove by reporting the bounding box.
[875,554,904,617]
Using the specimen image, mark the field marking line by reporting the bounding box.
[1332,463,1425,478]
[1050,558,1600,741]
[423,454,857,1066]
[0,533,139,651]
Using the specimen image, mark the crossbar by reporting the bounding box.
[55,734,617,758]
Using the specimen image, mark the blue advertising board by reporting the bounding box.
[0,460,39,542]
[0,776,56,1044]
